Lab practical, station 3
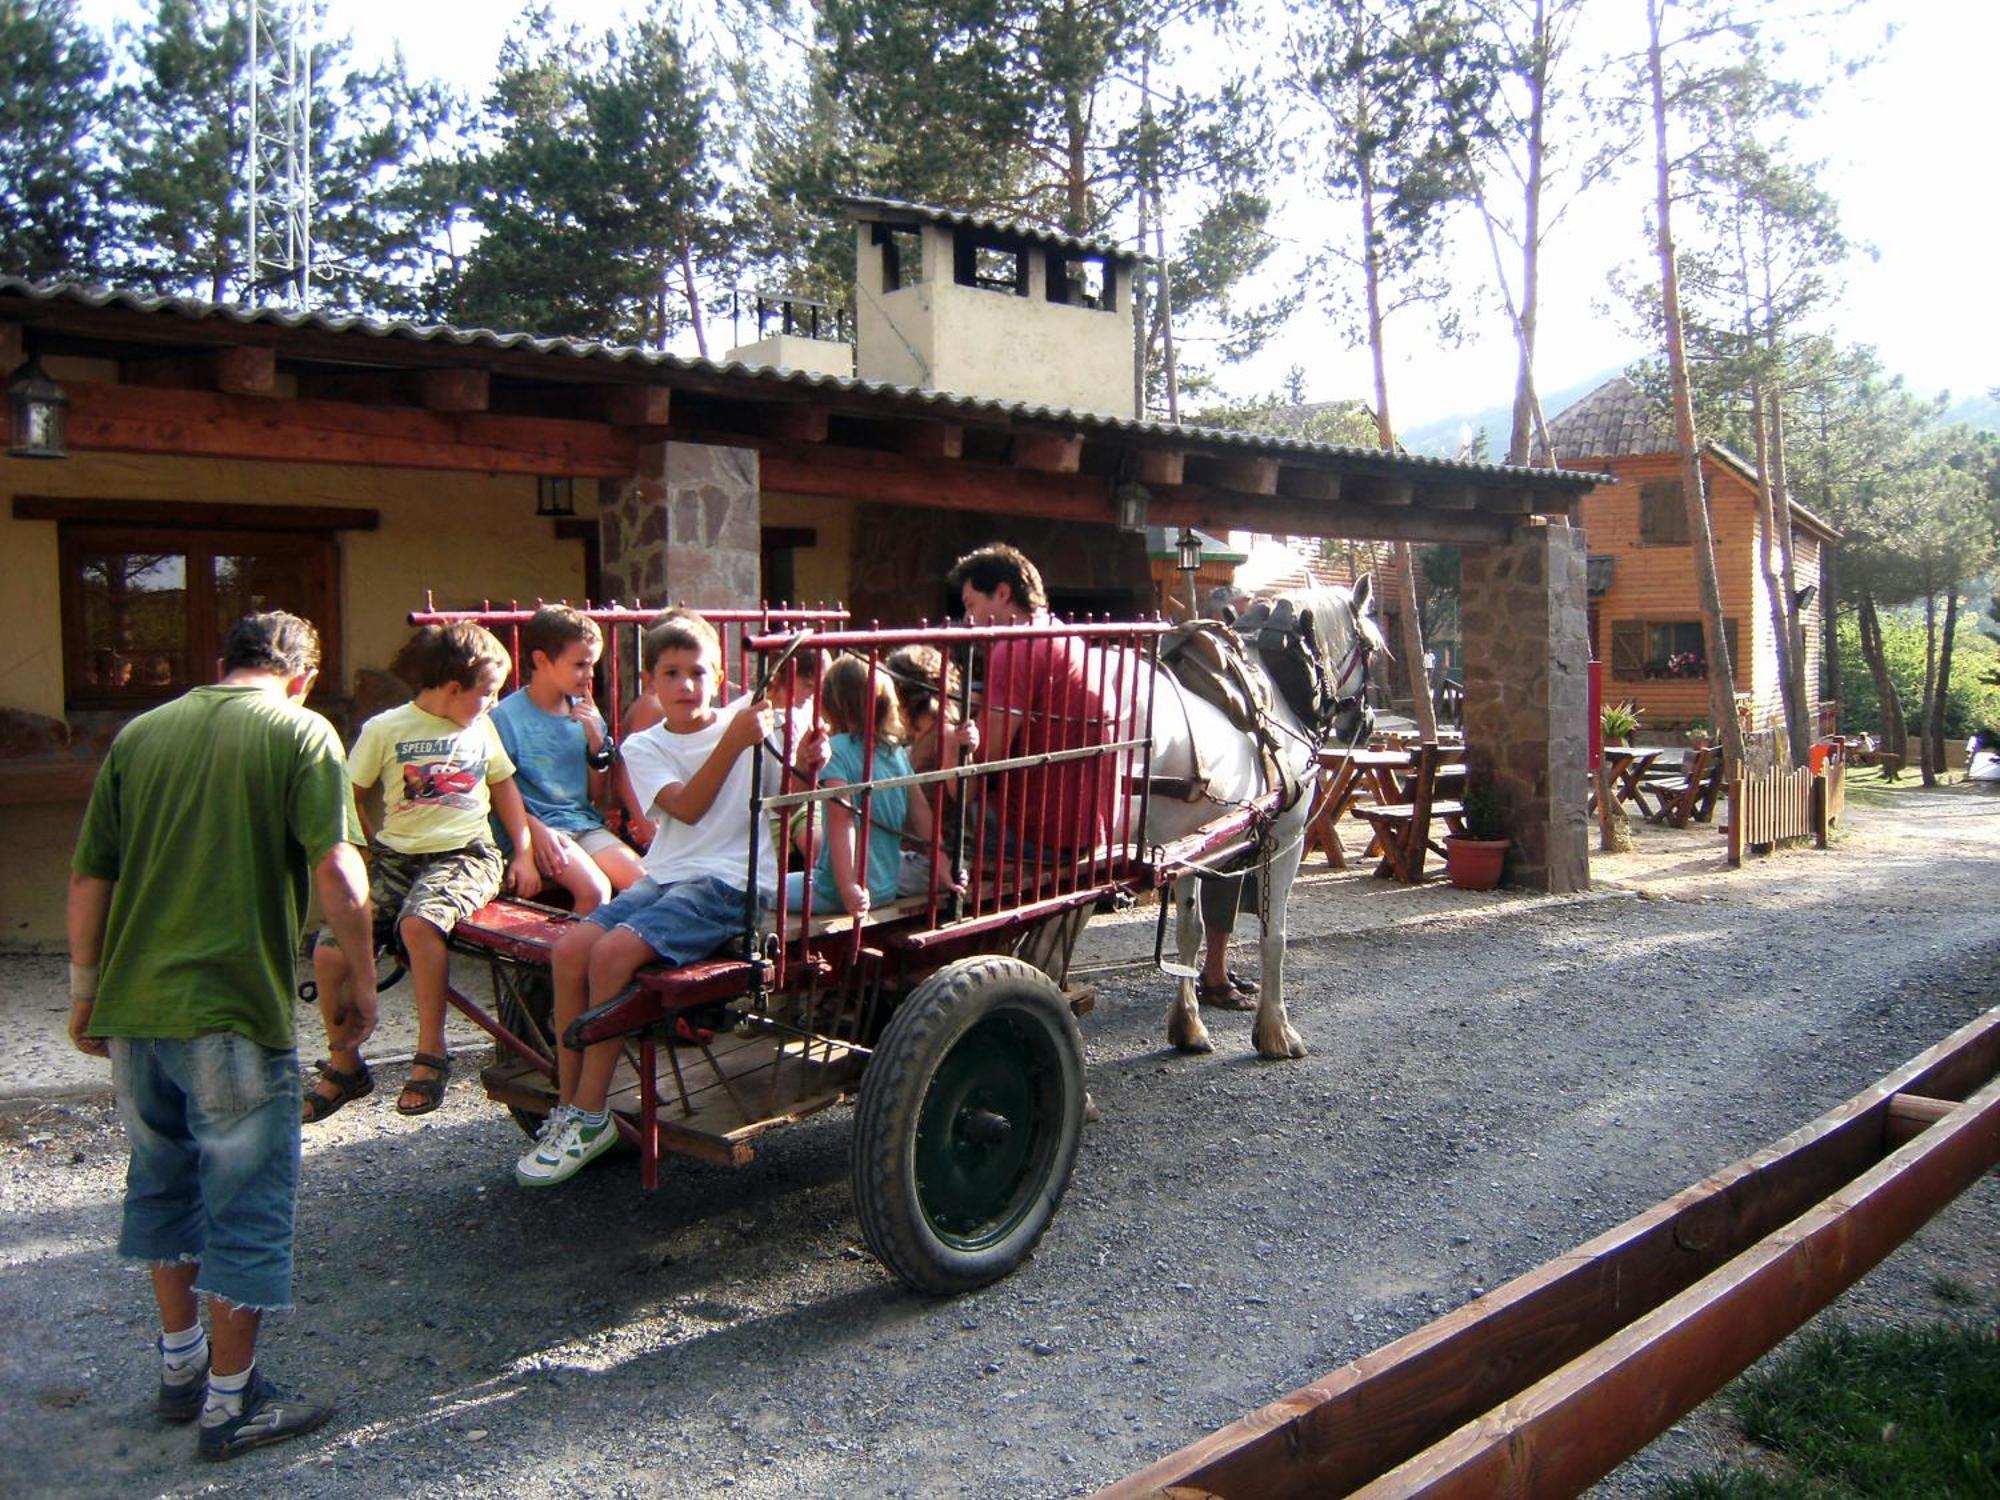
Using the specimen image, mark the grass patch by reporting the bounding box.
[1656,1320,2000,1499]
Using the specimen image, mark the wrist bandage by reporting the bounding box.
[69,961,99,1004]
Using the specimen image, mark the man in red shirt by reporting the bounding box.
[948,544,1118,857]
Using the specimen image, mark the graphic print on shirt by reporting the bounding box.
[395,735,486,812]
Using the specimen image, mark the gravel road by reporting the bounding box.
[4,782,1997,1499]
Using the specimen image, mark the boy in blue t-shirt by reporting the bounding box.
[490,606,645,913]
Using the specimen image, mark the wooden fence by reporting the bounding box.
[1727,762,1836,866]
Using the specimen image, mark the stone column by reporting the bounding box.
[1460,520,1590,893]
[598,441,761,608]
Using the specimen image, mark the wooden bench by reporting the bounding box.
[1352,743,1465,882]
[1643,746,1726,828]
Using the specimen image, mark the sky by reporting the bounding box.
[78,0,1999,430]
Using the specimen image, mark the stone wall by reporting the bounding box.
[1461,521,1591,893]
[598,442,761,609]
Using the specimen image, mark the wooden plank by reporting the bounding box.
[1278,468,1341,503]
[592,383,672,426]
[414,366,490,412]
[900,421,964,460]
[1420,483,1478,511]
[63,380,639,478]
[122,346,278,397]
[1365,478,1415,507]
[0,321,20,373]
[1194,455,1279,496]
[1095,1004,2000,1500]
[1884,1092,1958,1147]
[757,441,1109,523]
[1013,431,1084,473]
[765,403,830,444]
[1137,450,1185,486]
[13,494,381,531]
[1349,1072,2000,1499]
[1154,484,1514,547]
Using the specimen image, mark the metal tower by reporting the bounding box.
[244,0,315,306]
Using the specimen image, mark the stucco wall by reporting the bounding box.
[762,490,855,608]
[722,332,854,380]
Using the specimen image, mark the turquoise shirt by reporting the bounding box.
[814,734,911,909]
[490,688,604,841]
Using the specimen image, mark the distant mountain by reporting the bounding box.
[1941,391,2000,432]
[1400,368,1625,460]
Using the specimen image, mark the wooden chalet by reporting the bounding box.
[1546,377,1840,738]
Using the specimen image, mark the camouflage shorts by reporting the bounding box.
[333,841,504,954]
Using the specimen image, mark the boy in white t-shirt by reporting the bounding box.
[515,610,826,1188]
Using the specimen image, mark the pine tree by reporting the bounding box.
[0,0,115,281]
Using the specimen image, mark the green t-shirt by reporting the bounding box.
[72,683,360,1051]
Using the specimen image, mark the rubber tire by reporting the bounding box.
[851,955,1086,1295]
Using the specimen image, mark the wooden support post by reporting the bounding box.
[1136,450,1185,486]
[597,384,673,427]
[1013,432,1083,473]
[1727,779,1744,866]
[0,322,20,373]
[900,422,964,461]
[414,367,490,412]
[1812,772,1829,848]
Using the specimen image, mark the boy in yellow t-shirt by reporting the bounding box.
[304,623,539,1121]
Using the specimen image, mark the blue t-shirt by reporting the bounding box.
[814,734,911,909]
[489,689,605,843]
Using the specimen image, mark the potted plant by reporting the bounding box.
[1445,774,1509,891]
[1600,700,1641,747]
[1687,718,1713,750]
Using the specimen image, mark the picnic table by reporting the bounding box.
[1306,745,1468,879]
[1591,747,1663,819]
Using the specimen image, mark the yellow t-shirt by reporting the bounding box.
[350,701,516,854]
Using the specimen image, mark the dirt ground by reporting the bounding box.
[2,770,1995,1498]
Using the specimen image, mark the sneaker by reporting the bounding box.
[514,1110,616,1187]
[157,1347,211,1423]
[512,1104,574,1179]
[196,1368,334,1461]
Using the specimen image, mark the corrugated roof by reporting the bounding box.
[0,276,1602,490]
[834,195,1138,263]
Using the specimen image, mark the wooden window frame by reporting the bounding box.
[1609,617,1740,682]
[1637,480,1691,547]
[57,521,341,712]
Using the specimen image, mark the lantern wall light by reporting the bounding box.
[8,349,69,460]
[536,475,576,518]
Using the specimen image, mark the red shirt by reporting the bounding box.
[982,627,1120,853]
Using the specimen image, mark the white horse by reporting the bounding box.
[1134,578,1383,1060]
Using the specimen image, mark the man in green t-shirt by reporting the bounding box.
[67,611,374,1462]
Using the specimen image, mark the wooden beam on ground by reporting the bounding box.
[900,421,964,461]
[121,346,278,397]
[1012,432,1083,473]
[1154,483,1514,547]
[1094,1003,2000,1500]
[1278,468,1341,503]
[1884,1091,1959,1147]
[1136,449,1185,486]
[764,403,830,444]
[64,381,639,478]
[594,384,673,427]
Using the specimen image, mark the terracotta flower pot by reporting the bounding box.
[1444,836,1508,891]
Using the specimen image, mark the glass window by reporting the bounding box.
[60,524,339,710]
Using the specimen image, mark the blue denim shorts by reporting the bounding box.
[584,875,758,966]
[110,1034,302,1311]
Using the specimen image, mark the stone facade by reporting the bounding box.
[1461,522,1591,894]
[598,442,762,609]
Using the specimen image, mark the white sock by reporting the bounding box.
[577,1107,609,1130]
[161,1322,207,1379]
[202,1362,254,1423]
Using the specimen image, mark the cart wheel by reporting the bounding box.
[852,955,1085,1294]
[496,969,556,1139]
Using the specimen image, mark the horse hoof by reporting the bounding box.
[1255,1025,1307,1061]
[1169,1022,1214,1054]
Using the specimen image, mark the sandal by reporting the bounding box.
[1224,968,1260,999]
[301,1059,374,1123]
[395,1052,451,1117]
[1197,979,1259,1012]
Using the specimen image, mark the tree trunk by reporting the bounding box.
[1765,361,1814,756]
[678,240,708,358]
[1507,0,1548,467]
[1648,0,1742,773]
[1919,577,1939,786]
[1750,383,1808,767]
[1823,544,1841,727]
[1856,591,1905,757]
[1929,585,1960,783]
[1152,191,1178,423]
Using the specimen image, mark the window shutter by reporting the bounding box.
[1611,620,1646,681]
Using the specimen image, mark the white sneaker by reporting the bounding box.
[514,1110,616,1187]
[513,1105,574,1181]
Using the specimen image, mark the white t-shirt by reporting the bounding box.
[620,697,778,898]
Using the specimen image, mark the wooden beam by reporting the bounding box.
[749,435,1108,522]
[413,367,490,413]
[594,384,673,427]
[1154,483,1514,547]
[1420,482,1478,511]
[0,321,22,375]
[14,494,379,531]
[1191,454,1279,495]
[1136,449,1185,486]
[764,403,830,444]
[64,381,639,478]
[1278,467,1340,503]
[1364,477,1415,506]
[1012,432,1083,473]
[121,346,278,397]
[899,422,964,461]
[1884,1091,1959,1147]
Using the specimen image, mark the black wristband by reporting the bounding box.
[586,736,616,772]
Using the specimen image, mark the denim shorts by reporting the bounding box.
[585,875,758,966]
[110,1034,302,1311]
